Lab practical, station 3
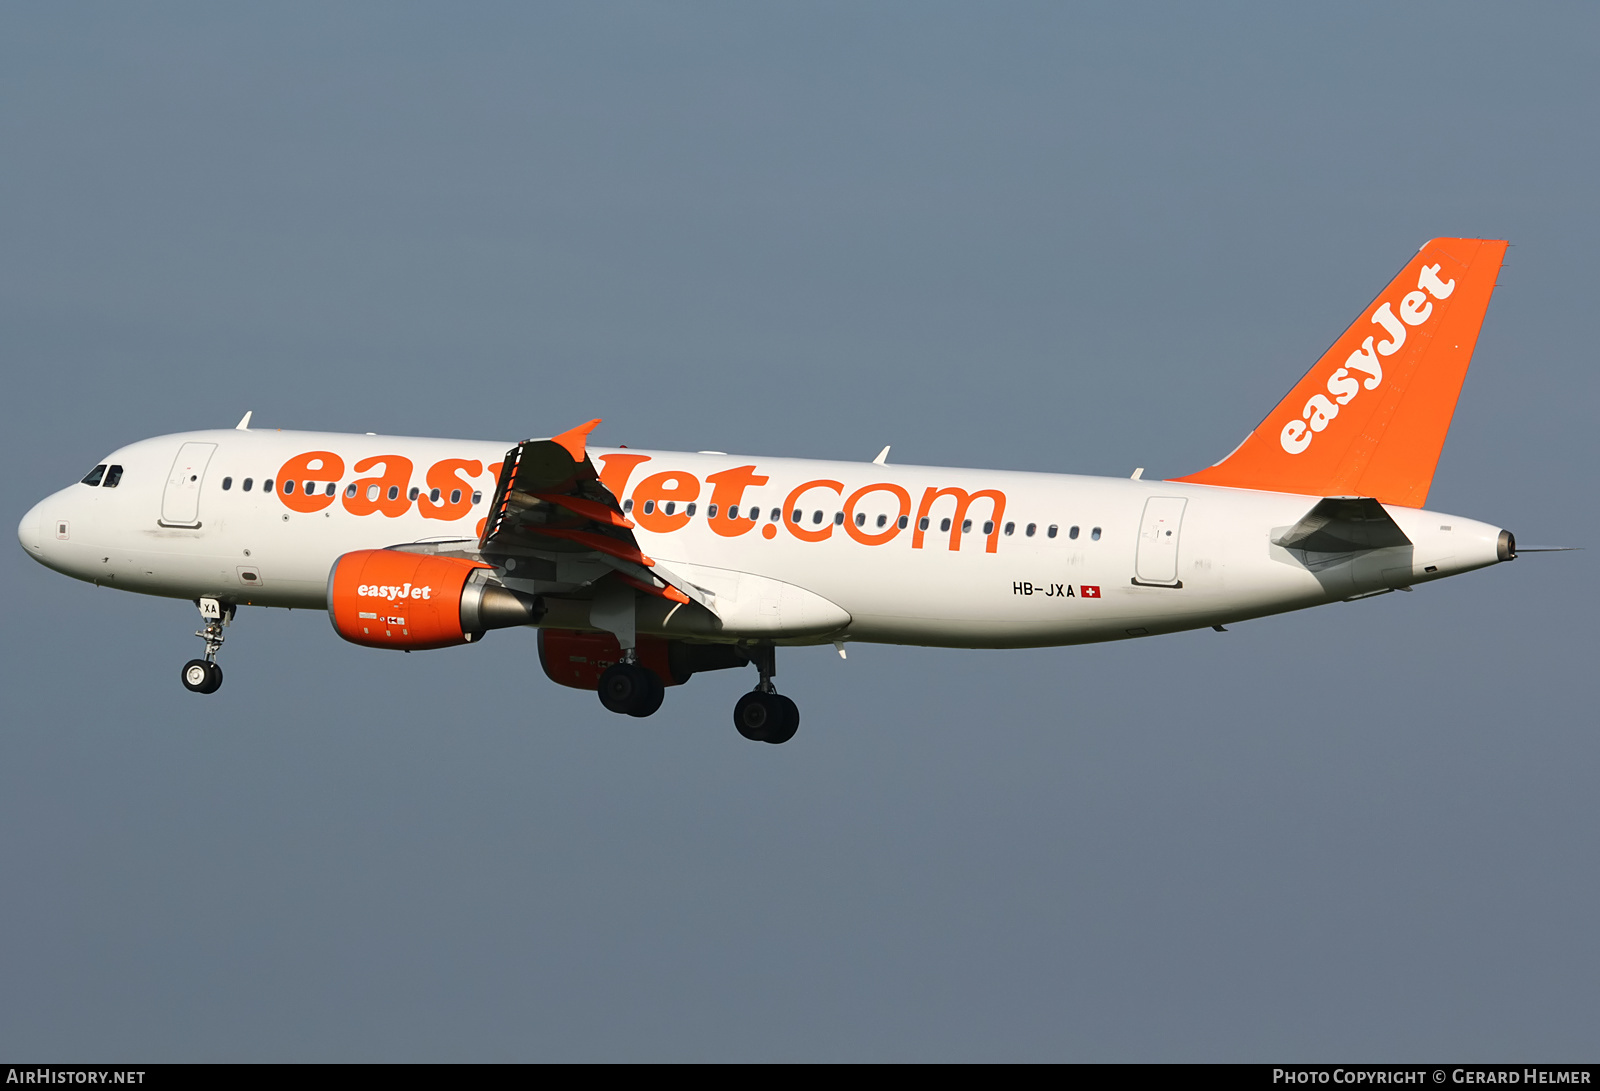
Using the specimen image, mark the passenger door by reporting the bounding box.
[160,442,217,527]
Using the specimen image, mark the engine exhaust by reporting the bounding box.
[460,570,545,633]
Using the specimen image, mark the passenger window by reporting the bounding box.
[962,519,972,533]
[940,518,951,532]
[104,465,123,488]
[1091,527,1102,540]
[1069,525,1080,540]
[791,509,802,523]
[643,500,656,514]
[1003,522,1014,536]
[876,514,888,528]
[983,521,994,535]
[708,504,719,519]
[834,512,844,526]
[429,488,442,503]
[304,480,315,495]
[283,480,296,495]
[664,501,676,516]
[727,505,738,519]
[1048,525,1058,538]
[325,483,336,497]
[242,478,254,492]
[623,498,634,512]
[345,483,358,498]
[770,509,781,522]
[855,512,866,527]
[80,465,106,486]
[262,478,273,493]
[450,489,462,505]
[919,517,929,531]
[222,477,233,491]
[387,485,399,501]
[408,486,420,501]
[812,511,823,525]
[898,515,909,530]
[686,503,696,517]
[1026,523,1036,537]
[471,491,482,504]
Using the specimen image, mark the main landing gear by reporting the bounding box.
[597,659,665,718]
[181,596,232,695]
[591,641,801,744]
[733,644,799,745]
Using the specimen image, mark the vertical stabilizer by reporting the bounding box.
[1173,238,1507,507]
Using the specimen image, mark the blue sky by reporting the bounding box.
[2,3,1595,1059]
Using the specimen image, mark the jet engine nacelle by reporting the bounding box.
[328,548,541,650]
[538,629,749,690]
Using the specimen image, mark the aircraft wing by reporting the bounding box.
[478,420,715,611]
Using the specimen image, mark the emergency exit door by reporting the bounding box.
[1134,496,1187,586]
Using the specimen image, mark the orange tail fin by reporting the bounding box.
[1173,237,1507,507]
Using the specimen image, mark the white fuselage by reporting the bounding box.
[17,428,1507,648]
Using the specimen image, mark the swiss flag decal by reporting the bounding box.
[1080,585,1101,598]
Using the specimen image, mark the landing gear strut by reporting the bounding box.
[181,597,232,694]
[733,644,799,744]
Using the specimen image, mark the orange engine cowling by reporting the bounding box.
[538,630,749,690]
[328,549,541,651]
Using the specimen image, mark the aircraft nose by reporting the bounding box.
[18,499,44,557]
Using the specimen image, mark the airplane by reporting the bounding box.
[17,237,1537,744]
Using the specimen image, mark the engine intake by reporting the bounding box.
[328,549,542,650]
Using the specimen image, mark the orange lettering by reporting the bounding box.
[419,458,485,521]
[597,453,652,503]
[913,487,1007,553]
[705,465,770,538]
[276,451,345,513]
[342,455,414,518]
[843,483,911,546]
[632,470,700,532]
[782,479,844,543]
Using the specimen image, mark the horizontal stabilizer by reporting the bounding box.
[1272,497,1411,553]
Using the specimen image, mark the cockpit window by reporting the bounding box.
[103,465,123,487]
[80,465,106,487]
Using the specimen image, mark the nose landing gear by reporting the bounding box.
[733,644,799,744]
[182,597,232,694]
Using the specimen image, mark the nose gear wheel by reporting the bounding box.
[181,659,223,694]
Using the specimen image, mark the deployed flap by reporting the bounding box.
[478,422,716,613]
[1272,497,1412,553]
